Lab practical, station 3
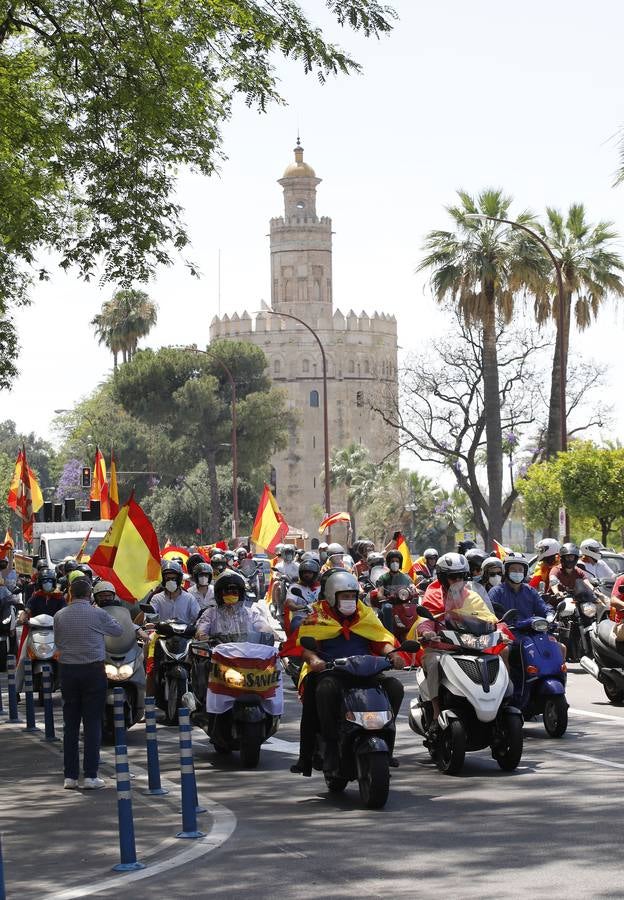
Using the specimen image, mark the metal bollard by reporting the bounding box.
[0,833,6,900]
[23,660,37,733]
[42,665,59,742]
[113,687,127,747]
[176,709,204,839]
[112,743,145,872]
[143,697,168,796]
[6,655,19,723]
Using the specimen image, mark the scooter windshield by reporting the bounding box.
[333,655,390,677]
[446,615,495,636]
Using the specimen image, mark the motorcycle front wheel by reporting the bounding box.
[239,722,263,769]
[494,714,523,771]
[166,677,184,725]
[358,752,390,809]
[543,696,568,738]
[603,680,624,705]
[437,719,466,775]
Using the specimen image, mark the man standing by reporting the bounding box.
[54,577,123,790]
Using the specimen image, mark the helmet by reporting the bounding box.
[322,570,360,608]
[161,560,183,587]
[171,555,185,567]
[298,557,320,582]
[236,547,247,560]
[274,544,285,557]
[385,549,403,568]
[76,564,93,582]
[536,538,561,562]
[224,550,235,562]
[281,544,295,561]
[318,542,328,551]
[327,542,345,558]
[464,548,487,574]
[457,539,476,556]
[560,543,580,565]
[193,562,213,585]
[214,570,246,606]
[92,581,116,605]
[211,553,227,574]
[580,539,602,562]
[36,559,48,572]
[186,553,205,576]
[367,552,385,569]
[482,556,503,577]
[502,552,529,576]
[436,552,470,587]
[423,548,439,561]
[37,567,57,590]
[64,559,79,574]
[68,569,90,586]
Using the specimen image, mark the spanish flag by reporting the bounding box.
[161,545,190,571]
[75,527,93,562]
[396,532,414,576]
[108,448,120,518]
[7,448,43,544]
[4,529,14,549]
[90,447,110,519]
[250,484,288,553]
[493,539,512,560]
[89,493,161,602]
[318,511,351,533]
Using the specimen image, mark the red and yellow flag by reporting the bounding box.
[161,545,190,572]
[75,527,93,562]
[89,493,161,602]
[318,511,351,534]
[493,539,512,560]
[90,447,110,519]
[108,448,120,518]
[7,448,43,544]
[396,532,414,576]
[4,529,14,549]
[250,484,288,553]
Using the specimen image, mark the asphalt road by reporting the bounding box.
[4,663,624,899]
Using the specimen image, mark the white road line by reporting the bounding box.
[264,736,299,756]
[569,707,624,723]
[538,747,624,770]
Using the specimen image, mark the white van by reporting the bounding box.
[33,521,111,568]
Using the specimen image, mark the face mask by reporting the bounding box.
[165,579,178,592]
[284,554,293,562]
[319,552,328,563]
[508,572,524,584]
[390,562,400,572]
[488,574,502,587]
[41,581,54,593]
[562,559,575,570]
[223,593,239,606]
[337,598,357,616]
[198,576,209,586]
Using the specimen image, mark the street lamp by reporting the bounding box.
[183,345,239,540]
[259,309,331,520]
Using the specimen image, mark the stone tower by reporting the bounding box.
[210,141,398,543]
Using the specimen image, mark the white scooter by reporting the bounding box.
[24,613,58,702]
[103,604,146,742]
[408,606,523,775]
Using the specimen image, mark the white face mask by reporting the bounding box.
[198,576,209,586]
[508,571,524,584]
[389,562,400,572]
[488,574,502,587]
[337,598,357,616]
[165,579,178,593]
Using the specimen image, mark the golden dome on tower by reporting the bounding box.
[282,138,316,178]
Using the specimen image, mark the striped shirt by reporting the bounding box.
[54,599,123,665]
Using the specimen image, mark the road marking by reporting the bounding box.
[264,736,299,756]
[538,747,624,770]
[569,707,624,724]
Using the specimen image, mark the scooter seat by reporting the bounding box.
[597,619,619,650]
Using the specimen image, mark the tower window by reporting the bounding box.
[296,200,305,209]
[312,435,316,448]
[348,360,355,374]
[356,391,364,407]
[303,359,310,373]
[364,359,370,375]
[310,390,319,408]
[274,359,281,375]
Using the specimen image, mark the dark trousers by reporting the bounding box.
[298,672,404,761]
[60,662,107,780]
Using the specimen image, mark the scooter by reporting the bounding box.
[554,579,602,662]
[270,569,295,627]
[408,607,522,775]
[102,605,146,743]
[300,637,420,810]
[509,615,568,737]
[0,608,14,672]
[185,631,282,768]
[580,592,624,704]
[282,586,314,687]
[142,605,195,725]
[25,614,58,703]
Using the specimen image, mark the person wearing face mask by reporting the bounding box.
[288,569,405,777]
[464,548,494,613]
[488,553,552,617]
[317,542,329,567]
[411,548,439,584]
[276,544,299,581]
[195,570,272,639]
[284,557,321,633]
[188,562,215,611]
[548,544,590,597]
[149,561,200,624]
[16,567,66,692]
[481,557,504,594]
[529,539,561,592]
[372,550,418,632]
[320,543,351,574]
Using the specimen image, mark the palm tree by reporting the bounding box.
[418,189,544,543]
[328,443,376,539]
[536,205,624,458]
[91,288,158,368]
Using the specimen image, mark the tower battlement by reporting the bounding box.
[209,308,397,341]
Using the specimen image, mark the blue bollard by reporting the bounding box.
[112,743,145,872]
[113,687,127,748]
[42,665,59,742]
[23,660,37,733]
[0,833,6,900]
[0,669,5,716]
[176,709,204,839]
[6,655,20,723]
[143,697,168,796]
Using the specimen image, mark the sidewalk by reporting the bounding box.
[0,705,218,900]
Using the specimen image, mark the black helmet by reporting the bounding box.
[385,549,403,568]
[457,539,477,556]
[37,567,57,591]
[64,559,79,574]
[367,552,385,569]
[298,557,320,582]
[186,553,205,576]
[214,570,246,606]
[161,559,183,587]
[464,548,487,574]
[76,563,93,582]
[211,553,227,574]
[193,562,213,585]
[560,543,580,567]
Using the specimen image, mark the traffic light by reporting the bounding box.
[81,466,91,488]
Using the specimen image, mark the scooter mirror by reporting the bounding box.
[618,585,624,595]
[290,586,303,598]
[399,639,420,653]
[415,605,434,620]
[139,602,155,613]
[556,600,567,614]
[300,636,318,651]
[500,608,519,625]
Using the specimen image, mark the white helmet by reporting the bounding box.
[423,548,439,559]
[323,570,359,607]
[536,538,561,562]
[436,552,470,586]
[580,539,602,562]
[327,542,345,559]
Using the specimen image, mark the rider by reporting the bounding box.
[188,562,215,610]
[548,544,590,597]
[412,548,439,583]
[481,557,504,595]
[186,552,206,581]
[235,547,249,567]
[374,550,417,631]
[489,553,552,618]
[464,548,494,612]
[92,580,120,607]
[149,561,200,624]
[579,539,615,580]
[276,544,299,582]
[210,553,228,577]
[17,567,66,623]
[195,570,273,639]
[284,557,321,633]
[353,540,375,578]
[529,539,560,591]
[317,542,329,567]
[291,569,405,777]
[320,543,350,574]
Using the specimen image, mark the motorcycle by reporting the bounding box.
[281,585,314,687]
[270,568,295,626]
[508,615,568,737]
[408,606,523,775]
[553,579,604,662]
[377,585,419,640]
[580,589,624,704]
[0,610,13,672]
[142,604,195,725]
[24,613,58,703]
[185,631,282,768]
[102,605,146,743]
[299,636,419,810]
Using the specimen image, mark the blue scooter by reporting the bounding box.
[510,616,568,738]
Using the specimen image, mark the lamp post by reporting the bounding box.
[263,310,331,519]
[184,345,239,540]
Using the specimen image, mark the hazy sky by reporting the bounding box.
[9,0,624,446]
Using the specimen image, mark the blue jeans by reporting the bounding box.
[60,662,107,780]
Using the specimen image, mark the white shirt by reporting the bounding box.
[189,583,215,610]
[196,602,270,639]
[581,559,615,580]
[150,590,200,625]
[276,560,299,581]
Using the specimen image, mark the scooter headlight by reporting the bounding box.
[345,710,392,729]
[105,664,134,681]
[581,602,597,618]
[224,668,246,687]
[531,618,548,632]
[32,643,54,658]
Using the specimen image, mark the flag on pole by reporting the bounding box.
[161,545,190,571]
[318,511,351,534]
[395,532,414,575]
[4,529,14,549]
[75,527,93,562]
[250,484,288,553]
[90,446,110,519]
[108,448,120,518]
[7,448,43,545]
[89,493,161,602]
[492,539,512,560]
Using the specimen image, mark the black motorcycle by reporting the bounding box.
[581,583,624,704]
[553,579,603,662]
[142,603,195,725]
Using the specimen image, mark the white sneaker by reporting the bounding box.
[83,777,105,790]
[64,778,79,790]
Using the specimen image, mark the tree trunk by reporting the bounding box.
[481,288,503,544]
[545,290,571,459]
[600,519,611,545]
[113,350,118,370]
[122,347,128,364]
[206,449,221,540]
